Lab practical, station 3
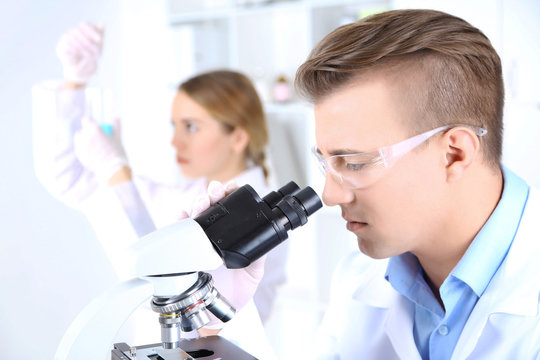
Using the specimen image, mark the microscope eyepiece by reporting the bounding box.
[195,181,322,269]
[292,186,322,217]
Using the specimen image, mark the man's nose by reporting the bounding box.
[322,174,354,207]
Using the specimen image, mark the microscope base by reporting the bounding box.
[111,335,257,360]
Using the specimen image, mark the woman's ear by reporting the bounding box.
[231,127,250,154]
[443,127,481,182]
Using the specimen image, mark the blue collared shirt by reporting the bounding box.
[385,167,529,360]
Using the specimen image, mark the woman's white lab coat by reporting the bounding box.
[32,83,284,358]
[314,187,540,359]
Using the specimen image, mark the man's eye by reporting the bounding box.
[346,162,367,171]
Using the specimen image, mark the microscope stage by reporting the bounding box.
[111,335,257,360]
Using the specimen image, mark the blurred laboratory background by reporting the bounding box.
[1,0,539,359]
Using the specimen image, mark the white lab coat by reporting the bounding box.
[32,82,284,359]
[314,187,540,359]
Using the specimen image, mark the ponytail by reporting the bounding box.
[249,148,269,181]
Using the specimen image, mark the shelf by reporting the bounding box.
[169,9,233,24]
[168,0,305,25]
[309,0,385,7]
[167,0,386,25]
[167,0,390,80]
[264,101,312,114]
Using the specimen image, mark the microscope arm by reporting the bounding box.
[131,218,223,278]
[55,278,153,360]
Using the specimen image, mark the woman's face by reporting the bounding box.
[170,91,246,182]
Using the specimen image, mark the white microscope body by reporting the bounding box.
[55,219,224,360]
[54,182,322,360]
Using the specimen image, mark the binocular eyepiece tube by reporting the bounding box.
[195,181,322,269]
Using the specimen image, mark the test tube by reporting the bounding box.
[86,87,114,135]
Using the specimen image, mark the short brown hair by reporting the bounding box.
[179,70,269,179]
[296,9,504,167]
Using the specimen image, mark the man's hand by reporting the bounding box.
[56,22,104,85]
[73,116,129,185]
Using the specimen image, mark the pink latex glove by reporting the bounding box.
[73,116,128,184]
[183,180,267,330]
[56,22,104,84]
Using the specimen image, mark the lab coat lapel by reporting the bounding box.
[384,294,422,360]
[452,187,540,359]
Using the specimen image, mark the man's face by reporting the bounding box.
[314,77,448,259]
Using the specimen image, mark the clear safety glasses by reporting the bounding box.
[312,124,487,189]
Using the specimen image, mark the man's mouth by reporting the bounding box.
[342,214,368,232]
[346,220,368,232]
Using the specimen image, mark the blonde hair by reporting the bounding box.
[179,70,270,179]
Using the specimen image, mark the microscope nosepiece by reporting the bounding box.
[151,272,236,347]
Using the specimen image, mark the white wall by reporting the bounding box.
[117,0,182,185]
[0,1,122,359]
[499,0,540,187]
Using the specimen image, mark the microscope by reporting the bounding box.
[55,181,322,360]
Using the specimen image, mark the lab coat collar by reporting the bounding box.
[486,187,539,317]
[451,166,528,298]
[384,295,423,360]
[452,186,540,359]
[351,259,423,359]
[351,258,394,308]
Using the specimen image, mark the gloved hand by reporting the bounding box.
[56,22,104,84]
[74,116,128,184]
[186,180,267,330]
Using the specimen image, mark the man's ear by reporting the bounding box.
[443,127,482,182]
[231,127,250,154]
